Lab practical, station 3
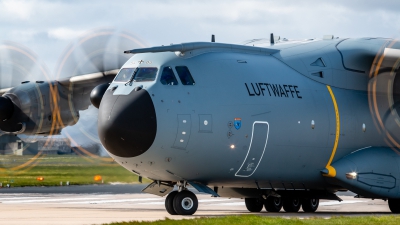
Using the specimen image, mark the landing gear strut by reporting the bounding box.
[165,190,198,215]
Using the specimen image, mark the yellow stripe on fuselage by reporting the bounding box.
[324,85,340,177]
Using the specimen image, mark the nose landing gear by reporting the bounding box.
[165,190,198,215]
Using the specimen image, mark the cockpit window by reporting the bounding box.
[114,67,158,83]
[175,66,195,85]
[160,67,178,85]
[134,67,158,82]
[114,68,135,82]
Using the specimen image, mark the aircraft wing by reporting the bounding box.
[0,88,12,96]
[57,69,118,111]
[0,70,119,135]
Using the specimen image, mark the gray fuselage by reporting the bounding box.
[98,37,399,197]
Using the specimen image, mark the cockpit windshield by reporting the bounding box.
[114,67,158,83]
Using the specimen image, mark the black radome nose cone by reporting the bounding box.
[98,89,157,157]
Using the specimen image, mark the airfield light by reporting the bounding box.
[230,145,235,149]
[36,176,44,181]
[94,175,102,182]
[345,172,357,180]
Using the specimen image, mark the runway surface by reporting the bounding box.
[0,184,392,225]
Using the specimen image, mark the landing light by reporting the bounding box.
[230,145,235,149]
[346,172,357,180]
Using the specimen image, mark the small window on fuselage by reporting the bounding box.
[175,66,195,85]
[160,67,178,85]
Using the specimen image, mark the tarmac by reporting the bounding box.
[0,184,392,225]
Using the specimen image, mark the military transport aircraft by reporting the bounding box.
[2,33,400,215]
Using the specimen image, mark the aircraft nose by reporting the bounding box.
[98,88,157,157]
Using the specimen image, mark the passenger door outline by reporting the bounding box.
[235,121,269,177]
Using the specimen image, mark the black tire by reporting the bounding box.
[245,198,264,212]
[172,190,198,215]
[389,199,400,213]
[282,197,301,212]
[302,198,319,212]
[165,191,178,215]
[264,196,282,212]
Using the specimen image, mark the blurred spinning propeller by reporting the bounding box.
[368,40,400,150]
[0,28,146,169]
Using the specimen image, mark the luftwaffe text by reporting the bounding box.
[245,83,302,98]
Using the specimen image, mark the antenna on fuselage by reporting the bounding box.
[270,33,274,45]
[211,34,215,42]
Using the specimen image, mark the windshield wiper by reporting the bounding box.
[125,67,140,86]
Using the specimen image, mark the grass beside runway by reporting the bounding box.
[105,215,400,225]
[0,155,150,187]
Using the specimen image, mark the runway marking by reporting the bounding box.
[137,201,164,205]
[0,197,45,200]
[66,198,161,204]
[320,200,365,206]
[198,199,229,203]
[2,197,102,204]
[209,202,245,206]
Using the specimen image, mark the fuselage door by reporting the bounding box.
[235,121,269,177]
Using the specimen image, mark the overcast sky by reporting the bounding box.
[1,0,400,71]
[2,0,400,148]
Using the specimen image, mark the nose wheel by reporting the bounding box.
[165,190,198,215]
[165,191,178,215]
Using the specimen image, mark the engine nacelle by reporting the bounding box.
[0,81,79,135]
[331,147,400,199]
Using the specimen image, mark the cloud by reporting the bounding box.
[47,27,86,40]
[0,0,399,71]
[0,0,36,20]
[8,29,40,42]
